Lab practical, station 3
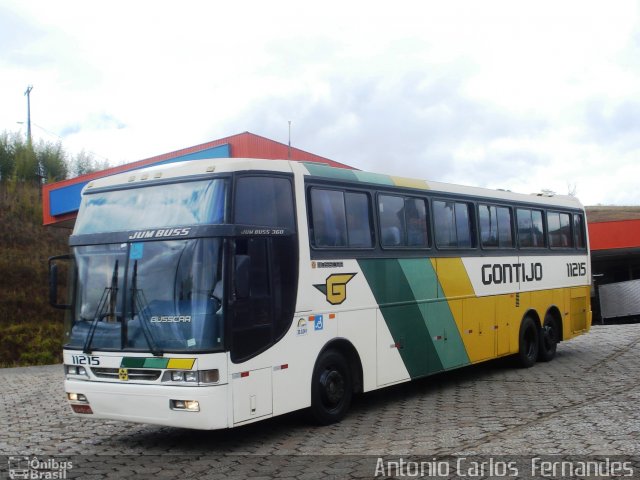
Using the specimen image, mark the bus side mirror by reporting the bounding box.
[49,255,72,310]
[234,254,250,299]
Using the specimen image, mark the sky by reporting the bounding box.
[1,0,639,205]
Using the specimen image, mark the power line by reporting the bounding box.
[18,121,110,163]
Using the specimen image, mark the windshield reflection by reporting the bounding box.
[74,179,227,235]
[68,238,224,352]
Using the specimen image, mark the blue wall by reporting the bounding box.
[49,144,230,217]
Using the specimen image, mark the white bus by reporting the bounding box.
[50,158,591,429]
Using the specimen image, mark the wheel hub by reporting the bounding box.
[320,369,345,407]
[543,324,557,348]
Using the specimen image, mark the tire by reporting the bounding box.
[310,349,353,425]
[517,316,539,368]
[538,314,559,362]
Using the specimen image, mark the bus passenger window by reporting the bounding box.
[310,189,348,247]
[517,208,545,248]
[434,200,473,248]
[310,189,373,248]
[480,204,513,248]
[406,198,428,247]
[378,196,429,248]
[235,176,295,230]
[345,192,373,247]
[455,202,472,247]
[434,201,456,247]
[479,205,498,247]
[532,210,545,246]
[379,195,405,247]
[548,212,572,248]
[497,207,513,247]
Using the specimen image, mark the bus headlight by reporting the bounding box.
[162,369,217,384]
[65,365,88,377]
[169,370,198,382]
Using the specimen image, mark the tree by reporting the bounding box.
[13,136,39,183]
[70,150,109,177]
[36,139,68,182]
[0,131,15,182]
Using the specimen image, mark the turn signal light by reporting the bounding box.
[199,369,219,384]
[71,404,93,414]
[68,392,92,414]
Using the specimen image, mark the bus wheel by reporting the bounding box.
[310,349,353,425]
[538,314,559,362]
[517,316,539,368]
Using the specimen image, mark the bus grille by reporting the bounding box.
[91,367,162,381]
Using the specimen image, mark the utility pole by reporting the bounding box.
[24,85,43,190]
[288,120,292,159]
[24,85,33,145]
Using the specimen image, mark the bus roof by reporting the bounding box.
[83,157,584,210]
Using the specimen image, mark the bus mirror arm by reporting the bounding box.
[234,255,250,299]
[49,264,58,306]
[48,254,72,310]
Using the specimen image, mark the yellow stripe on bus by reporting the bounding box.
[431,258,498,364]
[390,176,430,190]
[167,358,196,370]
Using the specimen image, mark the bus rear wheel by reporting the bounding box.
[517,316,539,368]
[310,349,353,425]
[538,314,559,362]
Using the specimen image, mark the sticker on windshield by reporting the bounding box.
[130,242,144,260]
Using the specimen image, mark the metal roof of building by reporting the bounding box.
[42,131,353,227]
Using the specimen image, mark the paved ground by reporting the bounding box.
[1,324,639,479]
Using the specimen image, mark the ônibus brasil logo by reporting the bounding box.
[8,456,72,479]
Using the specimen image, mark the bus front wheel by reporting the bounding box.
[310,349,353,425]
[517,316,539,368]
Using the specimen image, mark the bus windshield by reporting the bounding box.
[73,179,227,235]
[67,238,224,353]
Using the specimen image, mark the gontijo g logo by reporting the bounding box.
[314,273,356,305]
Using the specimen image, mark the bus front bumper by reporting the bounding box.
[65,379,229,430]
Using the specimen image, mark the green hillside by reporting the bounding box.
[0,181,70,366]
[0,132,105,367]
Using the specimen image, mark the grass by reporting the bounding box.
[0,181,69,367]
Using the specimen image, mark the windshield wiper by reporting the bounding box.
[83,260,119,353]
[130,260,163,356]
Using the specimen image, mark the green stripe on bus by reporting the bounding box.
[398,259,470,369]
[303,163,360,181]
[143,358,169,369]
[352,171,395,185]
[120,357,169,369]
[120,357,146,368]
[358,258,443,378]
